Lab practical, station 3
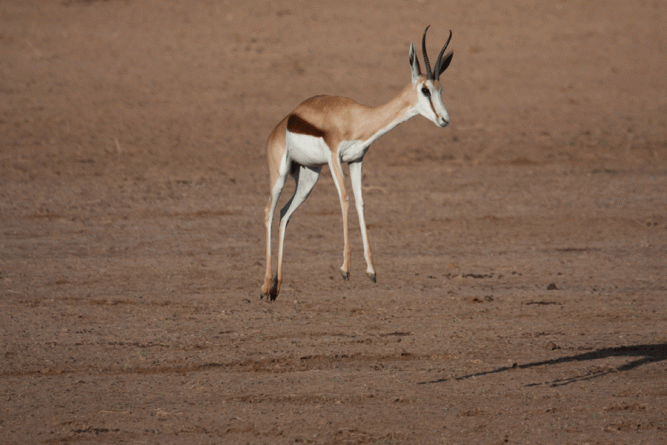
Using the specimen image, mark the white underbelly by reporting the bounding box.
[285,131,369,166]
[285,131,330,167]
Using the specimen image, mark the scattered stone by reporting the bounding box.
[545,341,560,350]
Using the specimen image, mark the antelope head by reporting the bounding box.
[409,26,453,128]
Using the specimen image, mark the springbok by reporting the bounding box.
[261,26,454,300]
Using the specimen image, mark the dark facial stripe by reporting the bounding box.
[287,114,325,138]
[428,96,438,120]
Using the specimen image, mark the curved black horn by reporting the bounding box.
[434,30,453,81]
[421,25,433,80]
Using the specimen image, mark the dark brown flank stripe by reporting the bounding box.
[287,114,325,138]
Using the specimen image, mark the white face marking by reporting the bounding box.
[417,80,449,128]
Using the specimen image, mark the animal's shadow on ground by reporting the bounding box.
[421,344,667,387]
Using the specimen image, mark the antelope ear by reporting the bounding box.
[409,41,421,84]
[438,51,453,76]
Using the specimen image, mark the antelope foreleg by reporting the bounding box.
[329,156,351,280]
[349,160,376,282]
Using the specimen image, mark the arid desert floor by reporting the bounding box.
[1,1,666,443]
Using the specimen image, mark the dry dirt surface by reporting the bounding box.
[2,1,667,444]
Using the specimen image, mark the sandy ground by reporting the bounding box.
[1,0,667,443]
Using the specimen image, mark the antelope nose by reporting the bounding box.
[439,116,449,127]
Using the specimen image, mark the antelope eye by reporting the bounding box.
[421,87,431,97]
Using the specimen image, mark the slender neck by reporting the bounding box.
[354,83,417,143]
